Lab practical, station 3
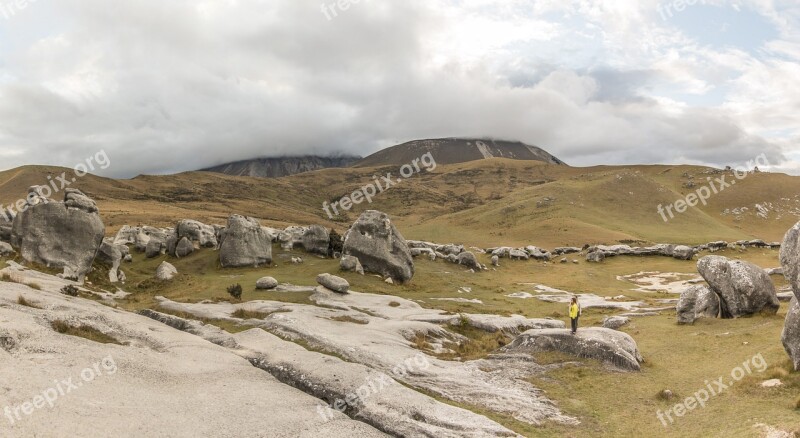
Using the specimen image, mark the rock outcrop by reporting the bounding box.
[457,251,482,271]
[343,211,414,283]
[676,285,720,324]
[175,237,195,258]
[219,215,273,268]
[340,255,365,275]
[96,239,127,283]
[503,328,645,371]
[177,219,218,248]
[697,256,780,318]
[10,188,104,281]
[602,316,630,330]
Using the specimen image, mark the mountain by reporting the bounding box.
[202,155,361,178]
[355,138,566,167]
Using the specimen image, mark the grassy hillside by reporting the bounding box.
[1,160,798,246]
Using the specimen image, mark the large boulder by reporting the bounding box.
[503,328,644,371]
[10,188,104,282]
[672,245,696,261]
[256,276,279,290]
[342,211,414,283]
[219,215,273,268]
[174,237,195,258]
[697,256,780,318]
[177,219,218,248]
[145,239,164,258]
[779,221,800,302]
[676,285,720,324]
[782,298,800,371]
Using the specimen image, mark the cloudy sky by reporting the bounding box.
[0,0,798,177]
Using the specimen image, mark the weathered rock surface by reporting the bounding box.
[177,219,218,248]
[0,277,386,437]
[256,277,279,290]
[457,251,482,271]
[340,255,365,275]
[156,261,178,281]
[10,188,104,281]
[300,225,330,256]
[697,256,780,318]
[782,297,800,371]
[96,239,125,283]
[145,239,164,258]
[317,273,349,294]
[504,328,645,371]
[676,285,720,324]
[780,221,800,302]
[219,215,273,268]
[343,211,414,283]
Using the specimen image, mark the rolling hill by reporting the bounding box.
[1,159,797,248]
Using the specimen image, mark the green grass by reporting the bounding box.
[107,242,798,437]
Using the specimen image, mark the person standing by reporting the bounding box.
[569,297,581,335]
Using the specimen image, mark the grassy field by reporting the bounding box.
[40,242,790,438]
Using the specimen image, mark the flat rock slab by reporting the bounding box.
[503,328,645,371]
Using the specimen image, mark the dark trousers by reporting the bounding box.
[571,317,578,333]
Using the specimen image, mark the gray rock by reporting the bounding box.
[145,239,164,258]
[457,251,481,270]
[0,241,14,256]
[504,328,645,371]
[155,261,178,281]
[553,247,581,255]
[340,255,364,275]
[96,239,124,283]
[63,188,98,213]
[782,297,800,371]
[697,255,780,318]
[342,211,414,283]
[219,215,273,268]
[301,225,330,256]
[317,273,349,294]
[10,189,104,281]
[175,237,195,258]
[672,245,696,261]
[491,255,500,267]
[676,285,720,324]
[177,219,218,248]
[166,234,178,257]
[256,277,279,290]
[586,251,605,263]
[602,316,630,330]
[509,249,529,260]
[780,221,800,302]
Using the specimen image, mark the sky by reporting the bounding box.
[0,0,798,178]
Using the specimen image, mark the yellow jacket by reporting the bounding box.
[569,303,580,319]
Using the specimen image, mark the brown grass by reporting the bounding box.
[50,320,122,345]
[16,295,41,308]
[231,308,287,320]
[328,315,369,325]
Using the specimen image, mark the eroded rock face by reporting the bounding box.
[782,298,800,371]
[343,211,414,283]
[697,256,780,318]
[278,225,330,255]
[503,328,645,371]
[175,237,195,258]
[676,285,720,324]
[10,188,104,281]
[96,239,126,283]
[219,215,273,268]
[177,219,218,248]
